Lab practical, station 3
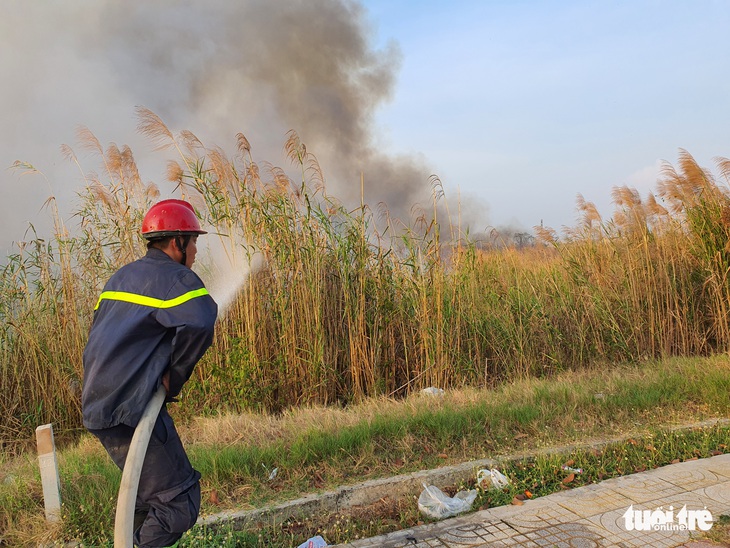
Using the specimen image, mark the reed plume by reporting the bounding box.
[3,110,730,448]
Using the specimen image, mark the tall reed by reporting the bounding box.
[2,110,730,447]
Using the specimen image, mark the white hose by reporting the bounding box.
[114,385,167,548]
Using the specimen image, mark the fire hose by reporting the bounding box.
[113,384,167,548]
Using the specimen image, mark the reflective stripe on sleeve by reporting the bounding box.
[94,287,210,310]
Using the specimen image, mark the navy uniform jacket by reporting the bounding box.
[82,247,218,430]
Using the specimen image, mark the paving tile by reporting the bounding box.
[550,482,636,518]
[705,454,730,478]
[501,501,583,532]
[598,473,685,504]
[653,463,728,491]
[520,521,610,547]
[437,520,516,545]
[588,506,691,548]
[338,455,730,548]
[671,454,730,476]
[473,500,551,523]
[699,480,730,509]
[490,533,530,546]
[644,493,712,515]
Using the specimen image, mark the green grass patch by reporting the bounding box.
[1,355,730,545]
[179,425,730,547]
[475,424,730,509]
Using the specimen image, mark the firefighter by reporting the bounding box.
[82,199,218,547]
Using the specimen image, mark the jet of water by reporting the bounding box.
[197,234,262,317]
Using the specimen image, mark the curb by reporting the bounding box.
[198,417,730,530]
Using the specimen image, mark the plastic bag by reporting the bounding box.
[421,387,445,396]
[417,483,477,520]
[296,535,328,548]
[477,468,510,490]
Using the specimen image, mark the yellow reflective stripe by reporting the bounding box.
[94,288,209,310]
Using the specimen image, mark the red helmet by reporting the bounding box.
[141,199,207,239]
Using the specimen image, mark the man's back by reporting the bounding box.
[82,247,217,430]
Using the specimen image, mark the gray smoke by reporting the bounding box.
[0,0,488,255]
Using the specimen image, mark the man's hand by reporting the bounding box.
[161,371,170,394]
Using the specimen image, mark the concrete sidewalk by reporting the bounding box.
[338,454,730,547]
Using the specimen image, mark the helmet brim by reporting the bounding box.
[142,229,207,240]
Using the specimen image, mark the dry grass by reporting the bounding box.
[182,392,477,448]
[3,109,730,451]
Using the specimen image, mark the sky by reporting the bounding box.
[366,0,730,229]
[2,0,729,255]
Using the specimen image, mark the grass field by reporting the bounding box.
[2,355,729,546]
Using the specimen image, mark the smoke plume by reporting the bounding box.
[1,0,476,254]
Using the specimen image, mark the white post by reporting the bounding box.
[36,423,62,523]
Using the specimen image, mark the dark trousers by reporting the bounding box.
[90,406,201,548]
